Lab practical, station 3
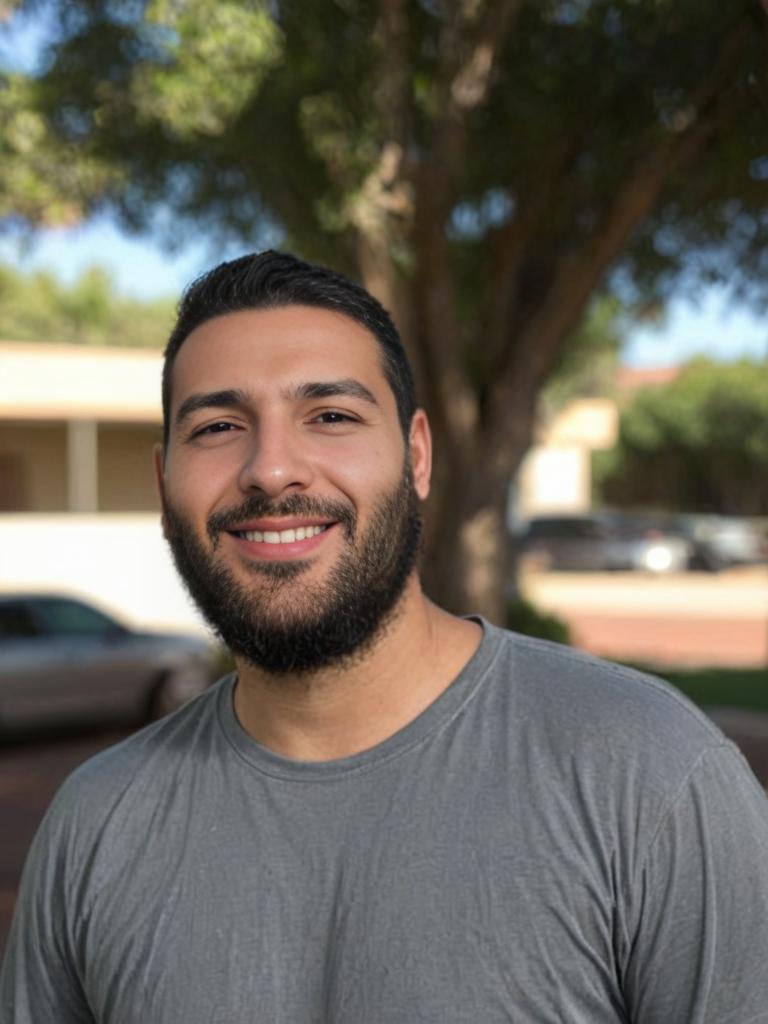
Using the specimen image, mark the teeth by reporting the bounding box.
[241,525,327,544]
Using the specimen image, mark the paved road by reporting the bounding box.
[524,566,768,618]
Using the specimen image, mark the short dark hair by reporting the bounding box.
[162,250,416,446]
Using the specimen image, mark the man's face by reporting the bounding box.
[157,305,431,673]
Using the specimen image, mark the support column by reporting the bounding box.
[67,419,99,512]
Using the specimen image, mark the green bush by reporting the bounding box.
[506,599,571,646]
[633,666,768,714]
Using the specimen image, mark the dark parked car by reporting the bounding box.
[515,512,692,573]
[0,593,215,733]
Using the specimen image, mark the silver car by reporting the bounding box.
[516,513,692,573]
[0,593,215,733]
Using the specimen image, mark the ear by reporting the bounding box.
[408,409,432,500]
[153,443,170,539]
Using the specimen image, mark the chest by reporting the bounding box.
[75,771,627,1023]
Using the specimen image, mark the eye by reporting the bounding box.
[311,410,358,425]
[189,421,239,439]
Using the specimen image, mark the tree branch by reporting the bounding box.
[483,132,582,374]
[374,0,410,152]
[484,18,754,454]
[408,1,526,456]
[431,0,526,200]
[347,1,413,325]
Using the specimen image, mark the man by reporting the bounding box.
[3,251,768,1022]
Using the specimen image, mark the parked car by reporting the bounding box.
[515,512,692,573]
[674,514,768,568]
[0,593,215,734]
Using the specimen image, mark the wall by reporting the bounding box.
[0,422,68,511]
[99,424,161,512]
[0,514,209,637]
[0,422,162,512]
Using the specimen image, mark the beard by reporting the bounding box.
[163,463,422,675]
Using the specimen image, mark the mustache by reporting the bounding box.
[207,493,356,544]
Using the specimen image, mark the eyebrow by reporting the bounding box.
[293,379,378,406]
[174,389,250,430]
[173,379,379,430]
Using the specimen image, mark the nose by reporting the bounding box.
[236,419,315,498]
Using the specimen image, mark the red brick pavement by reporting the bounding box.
[570,613,768,668]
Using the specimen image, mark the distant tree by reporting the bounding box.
[0,262,174,347]
[2,0,768,619]
[538,296,624,419]
[597,358,768,514]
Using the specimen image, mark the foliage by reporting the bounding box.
[597,358,768,514]
[0,261,174,347]
[0,70,119,226]
[2,0,768,619]
[539,296,624,415]
[505,598,571,646]
[636,665,768,715]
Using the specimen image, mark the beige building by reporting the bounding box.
[0,341,624,629]
[0,342,162,514]
[1,341,622,524]
[0,343,204,634]
[512,398,619,521]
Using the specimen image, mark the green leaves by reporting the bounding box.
[603,358,768,513]
[0,72,119,225]
[0,262,175,347]
[134,1,282,139]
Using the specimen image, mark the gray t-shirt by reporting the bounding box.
[3,622,768,1023]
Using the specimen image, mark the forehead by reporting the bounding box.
[170,305,390,407]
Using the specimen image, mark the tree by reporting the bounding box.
[2,0,767,619]
[0,262,175,346]
[597,358,768,515]
[538,296,624,419]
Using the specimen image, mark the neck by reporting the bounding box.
[231,577,481,762]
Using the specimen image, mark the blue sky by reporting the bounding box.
[1,216,765,368]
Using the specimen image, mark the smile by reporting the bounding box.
[234,525,329,544]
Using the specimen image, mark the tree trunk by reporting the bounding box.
[355,0,757,624]
[421,486,511,623]
[419,413,532,622]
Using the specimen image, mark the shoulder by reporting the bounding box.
[470,626,768,888]
[40,676,233,841]
[490,623,722,741]
[477,623,735,796]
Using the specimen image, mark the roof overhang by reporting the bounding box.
[0,342,163,423]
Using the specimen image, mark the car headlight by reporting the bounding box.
[644,544,674,572]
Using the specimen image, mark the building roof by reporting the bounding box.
[0,342,162,422]
[615,365,681,392]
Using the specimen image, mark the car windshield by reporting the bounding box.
[0,604,40,640]
[527,518,608,540]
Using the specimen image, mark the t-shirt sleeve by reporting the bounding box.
[0,788,96,1023]
[621,743,768,1023]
